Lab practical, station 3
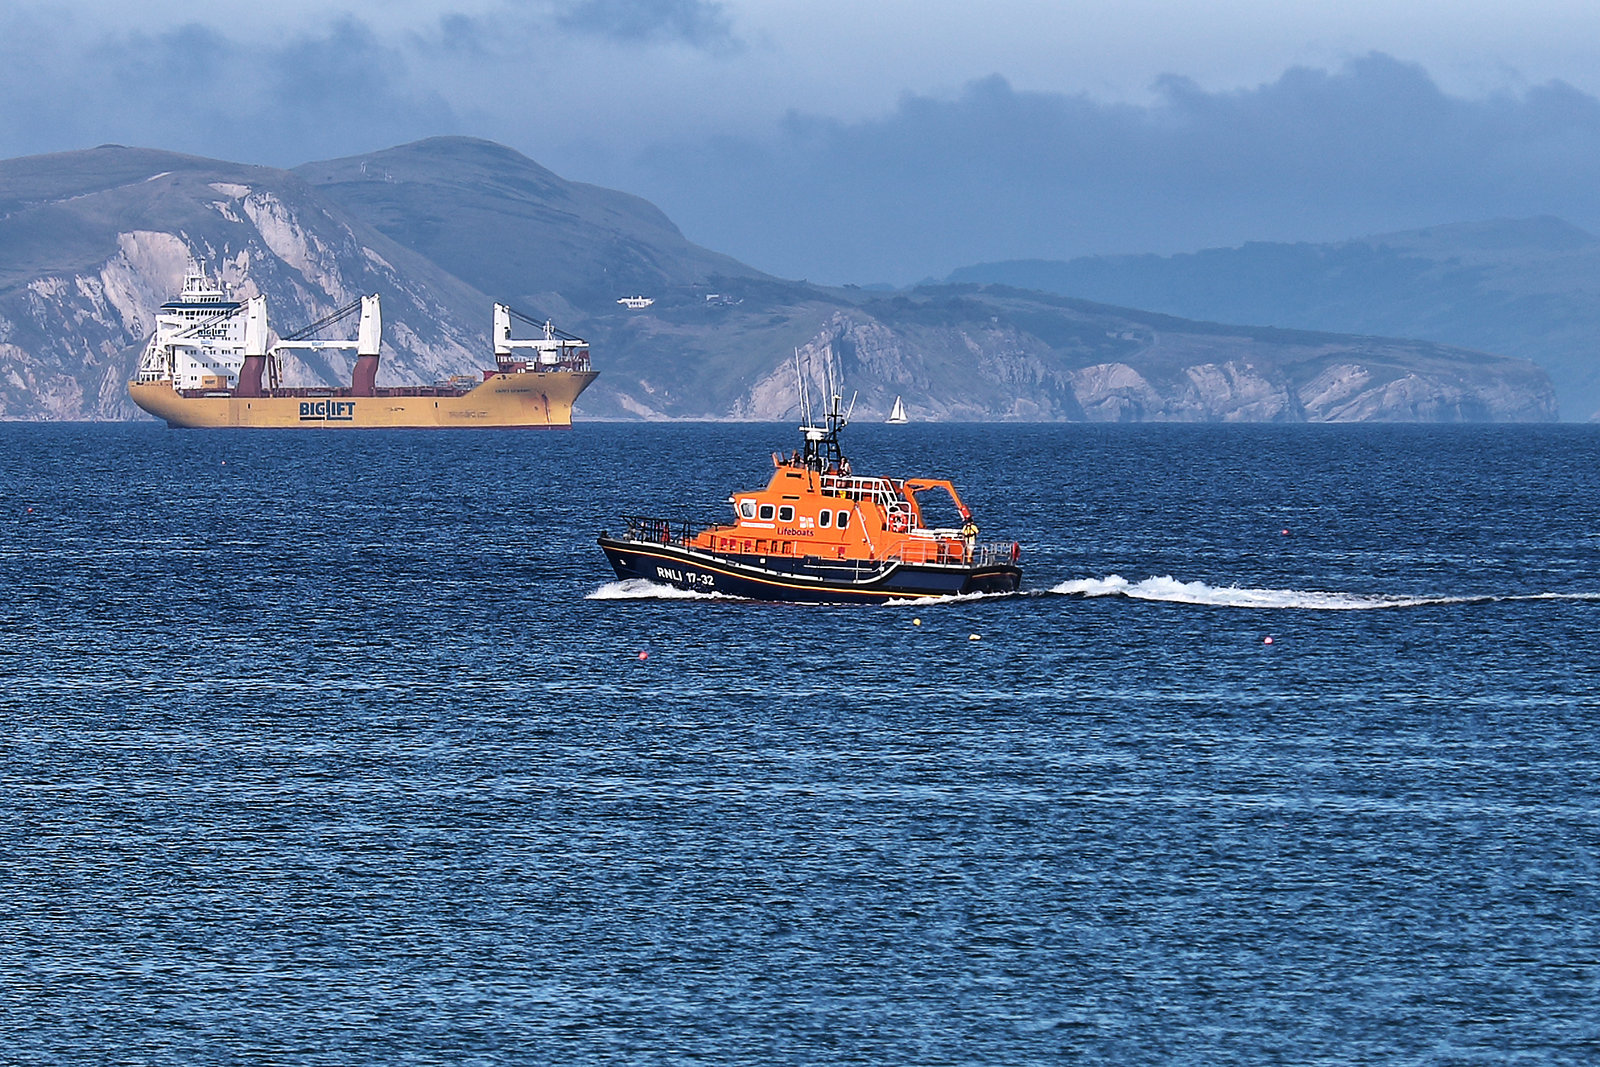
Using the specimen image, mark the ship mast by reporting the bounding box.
[794,350,855,472]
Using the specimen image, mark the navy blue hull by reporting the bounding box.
[598,536,1021,603]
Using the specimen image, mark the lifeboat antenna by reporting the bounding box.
[821,357,855,429]
[789,348,854,472]
[794,348,815,428]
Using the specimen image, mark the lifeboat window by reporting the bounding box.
[739,500,756,519]
[819,511,832,528]
[778,505,794,522]
[837,510,851,529]
[758,504,775,520]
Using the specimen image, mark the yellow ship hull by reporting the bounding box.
[129,371,599,429]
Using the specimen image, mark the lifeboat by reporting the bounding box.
[597,388,1022,603]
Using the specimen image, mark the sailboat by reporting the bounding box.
[887,396,908,424]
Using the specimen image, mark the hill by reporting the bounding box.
[294,137,765,311]
[945,217,1600,420]
[0,139,1557,423]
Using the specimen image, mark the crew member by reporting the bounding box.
[960,513,979,548]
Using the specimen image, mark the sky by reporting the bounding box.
[8,0,1600,284]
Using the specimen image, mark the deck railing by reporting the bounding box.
[887,540,1021,567]
[623,514,723,546]
[972,541,1022,567]
[623,514,1019,570]
[819,474,901,504]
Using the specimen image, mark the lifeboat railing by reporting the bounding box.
[819,473,901,505]
[622,513,1019,570]
[623,514,728,546]
[887,540,1021,567]
[623,514,693,545]
[972,541,1022,567]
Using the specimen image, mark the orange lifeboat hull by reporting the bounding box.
[597,531,1021,603]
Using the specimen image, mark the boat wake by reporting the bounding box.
[588,573,1599,610]
[586,579,733,601]
[1049,575,1600,611]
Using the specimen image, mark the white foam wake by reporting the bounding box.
[1049,575,1600,611]
[586,578,731,601]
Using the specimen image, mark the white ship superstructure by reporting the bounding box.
[134,267,249,390]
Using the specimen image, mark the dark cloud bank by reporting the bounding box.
[633,53,1600,283]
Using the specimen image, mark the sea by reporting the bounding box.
[3,421,1598,1065]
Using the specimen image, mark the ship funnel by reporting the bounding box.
[351,293,382,396]
[493,303,512,357]
[236,295,270,398]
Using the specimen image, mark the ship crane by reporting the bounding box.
[267,294,382,396]
[494,304,592,372]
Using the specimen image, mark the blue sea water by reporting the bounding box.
[2,421,1599,1065]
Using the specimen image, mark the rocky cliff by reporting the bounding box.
[577,286,1555,423]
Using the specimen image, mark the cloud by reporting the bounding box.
[414,0,740,60]
[0,11,459,166]
[551,0,739,51]
[619,53,1600,283]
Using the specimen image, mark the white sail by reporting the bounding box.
[888,396,908,423]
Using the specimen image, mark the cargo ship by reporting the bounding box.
[598,380,1022,603]
[128,268,597,428]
